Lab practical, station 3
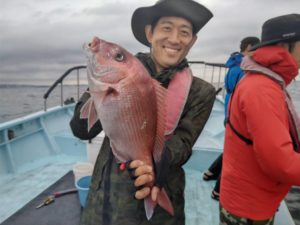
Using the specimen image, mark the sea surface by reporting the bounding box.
[0,84,88,123]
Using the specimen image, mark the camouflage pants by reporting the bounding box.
[219,205,274,225]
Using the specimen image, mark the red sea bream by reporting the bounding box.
[80,37,174,219]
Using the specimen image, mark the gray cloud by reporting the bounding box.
[0,0,299,84]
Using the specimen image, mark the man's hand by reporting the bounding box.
[129,160,156,200]
[151,186,160,201]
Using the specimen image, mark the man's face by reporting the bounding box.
[145,16,197,72]
[291,41,300,69]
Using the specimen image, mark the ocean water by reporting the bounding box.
[0,84,88,123]
[0,81,299,124]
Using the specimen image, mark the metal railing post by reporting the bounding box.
[217,66,222,89]
[44,99,47,111]
[60,81,64,106]
[211,66,215,85]
[77,69,80,101]
[203,65,207,81]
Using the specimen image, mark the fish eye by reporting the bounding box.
[115,52,124,62]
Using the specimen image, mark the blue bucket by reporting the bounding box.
[75,176,91,207]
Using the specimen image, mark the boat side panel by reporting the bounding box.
[0,104,86,175]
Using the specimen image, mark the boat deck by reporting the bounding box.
[0,154,294,225]
[185,168,219,224]
[0,99,298,225]
[0,156,221,224]
[0,155,84,223]
[184,167,295,225]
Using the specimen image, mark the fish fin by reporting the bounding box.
[80,98,92,119]
[157,188,174,216]
[165,69,192,135]
[110,143,127,163]
[144,196,157,220]
[80,97,98,132]
[152,80,167,163]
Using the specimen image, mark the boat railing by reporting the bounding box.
[42,61,227,111]
[189,61,228,96]
[43,65,87,111]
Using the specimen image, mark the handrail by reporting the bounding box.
[188,61,205,64]
[42,61,227,111]
[43,65,87,111]
[189,61,227,68]
[188,61,228,97]
[205,62,226,68]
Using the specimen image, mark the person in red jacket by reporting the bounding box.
[220,14,300,225]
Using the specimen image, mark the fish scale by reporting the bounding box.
[99,80,156,162]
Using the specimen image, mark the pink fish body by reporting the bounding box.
[80,37,174,219]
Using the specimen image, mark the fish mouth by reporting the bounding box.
[87,61,124,86]
[93,65,117,77]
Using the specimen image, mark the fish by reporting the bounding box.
[80,37,174,220]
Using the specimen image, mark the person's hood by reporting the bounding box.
[225,52,243,68]
[250,46,298,85]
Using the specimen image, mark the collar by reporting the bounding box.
[135,52,189,87]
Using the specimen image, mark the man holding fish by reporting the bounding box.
[70,0,215,224]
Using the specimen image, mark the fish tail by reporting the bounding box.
[157,188,174,216]
[144,188,174,220]
[144,196,157,220]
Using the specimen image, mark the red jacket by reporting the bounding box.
[220,46,300,220]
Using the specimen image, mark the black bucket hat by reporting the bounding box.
[251,13,300,50]
[131,0,213,47]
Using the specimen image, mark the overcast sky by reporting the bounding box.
[0,0,299,84]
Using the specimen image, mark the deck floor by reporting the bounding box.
[185,168,219,225]
[185,168,296,225]
[0,155,83,223]
[0,158,298,225]
[0,161,219,224]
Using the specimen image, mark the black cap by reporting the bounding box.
[251,14,300,50]
[131,0,213,47]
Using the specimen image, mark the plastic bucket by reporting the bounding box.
[72,162,94,183]
[75,175,91,207]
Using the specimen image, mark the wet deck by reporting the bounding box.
[286,186,300,225]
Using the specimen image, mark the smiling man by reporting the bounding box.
[70,0,215,225]
[130,0,215,219]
